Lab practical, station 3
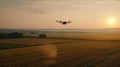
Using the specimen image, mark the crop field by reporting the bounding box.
[47,32,120,40]
[0,33,120,67]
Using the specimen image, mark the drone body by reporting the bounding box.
[56,20,71,25]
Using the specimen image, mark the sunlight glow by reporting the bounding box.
[107,18,116,26]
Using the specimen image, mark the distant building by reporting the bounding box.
[39,34,47,38]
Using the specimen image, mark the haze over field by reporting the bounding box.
[1,1,120,67]
[0,0,120,29]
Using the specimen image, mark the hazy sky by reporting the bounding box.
[0,0,120,29]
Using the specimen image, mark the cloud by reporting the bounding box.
[19,0,76,13]
[0,0,119,14]
[0,0,81,14]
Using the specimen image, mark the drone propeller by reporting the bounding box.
[56,20,62,23]
[68,21,71,23]
[56,20,72,25]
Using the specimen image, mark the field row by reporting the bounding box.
[0,39,120,67]
[52,41,120,67]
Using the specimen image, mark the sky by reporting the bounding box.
[0,0,120,29]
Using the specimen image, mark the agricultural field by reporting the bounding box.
[47,32,120,40]
[0,33,120,67]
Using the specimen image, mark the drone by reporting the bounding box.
[56,20,71,25]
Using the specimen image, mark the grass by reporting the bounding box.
[0,38,71,50]
[1,33,120,67]
[1,32,120,50]
[47,32,120,40]
[0,43,25,50]
[0,39,120,67]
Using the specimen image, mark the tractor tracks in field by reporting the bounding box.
[49,40,120,67]
[71,47,120,67]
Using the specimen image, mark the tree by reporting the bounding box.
[0,33,6,39]
[39,34,47,38]
[7,32,23,38]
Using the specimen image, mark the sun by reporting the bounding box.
[107,18,116,26]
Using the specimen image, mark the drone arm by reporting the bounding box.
[56,20,62,23]
[56,20,58,22]
[68,21,71,23]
